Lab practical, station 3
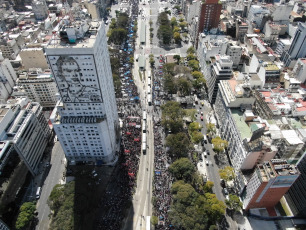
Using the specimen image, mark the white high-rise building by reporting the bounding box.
[48,20,119,165]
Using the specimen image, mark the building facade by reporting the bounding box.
[0,97,51,175]
[286,152,306,218]
[242,159,299,212]
[196,0,222,45]
[17,69,58,108]
[281,22,306,67]
[0,55,17,102]
[47,20,119,165]
[206,55,233,104]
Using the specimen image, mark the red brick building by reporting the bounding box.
[198,0,222,34]
[242,159,300,214]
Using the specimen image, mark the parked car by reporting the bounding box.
[200,116,203,121]
[206,160,209,166]
[220,179,226,188]
[223,188,229,200]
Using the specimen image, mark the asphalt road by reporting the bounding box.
[36,142,65,230]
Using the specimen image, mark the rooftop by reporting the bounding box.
[231,109,253,140]
[46,20,101,49]
[264,63,279,71]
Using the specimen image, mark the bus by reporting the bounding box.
[142,142,146,154]
[148,95,152,106]
[142,133,146,144]
[146,216,151,230]
[143,111,147,121]
[142,120,146,133]
[147,85,151,94]
[36,187,42,199]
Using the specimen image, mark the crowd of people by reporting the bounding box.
[151,56,175,229]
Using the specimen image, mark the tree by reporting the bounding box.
[171,17,177,27]
[173,32,181,43]
[161,101,185,133]
[166,132,191,158]
[149,54,155,67]
[179,21,188,30]
[164,74,177,94]
[173,26,180,33]
[182,32,188,41]
[15,202,36,230]
[173,55,181,64]
[193,77,206,90]
[169,158,196,182]
[192,71,204,79]
[151,216,158,225]
[206,123,216,136]
[191,131,204,143]
[158,24,173,45]
[187,46,196,54]
[225,194,243,212]
[219,166,235,182]
[117,12,129,28]
[48,182,75,230]
[188,60,200,71]
[212,136,228,154]
[113,74,121,95]
[185,109,197,121]
[109,28,127,44]
[204,193,226,222]
[177,77,191,96]
[203,181,214,193]
[188,122,202,133]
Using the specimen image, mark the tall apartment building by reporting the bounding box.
[286,152,306,218]
[275,39,291,56]
[206,55,233,104]
[0,54,17,102]
[196,0,222,46]
[17,68,58,108]
[226,42,242,68]
[48,20,119,165]
[0,36,20,60]
[281,22,306,67]
[236,19,248,43]
[214,75,278,172]
[242,159,299,212]
[0,97,51,175]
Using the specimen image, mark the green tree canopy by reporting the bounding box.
[109,28,128,45]
[164,74,177,94]
[171,17,177,27]
[225,194,243,211]
[192,71,204,79]
[169,158,196,182]
[179,21,188,29]
[173,55,181,64]
[191,131,204,144]
[204,193,226,222]
[173,26,180,33]
[165,132,191,158]
[48,182,75,229]
[187,53,197,61]
[203,181,214,193]
[193,77,206,90]
[188,60,200,71]
[173,32,181,43]
[187,46,196,54]
[117,12,129,28]
[161,101,185,133]
[212,136,228,154]
[158,24,173,45]
[189,122,202,133]
[206,123,216,136]
[185,109,197,121]
[163,63,176,75]
[15,202,36,230]
[219,166,235,182]
[177,77,192,96]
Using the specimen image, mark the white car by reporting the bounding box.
[206,160,209,166]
